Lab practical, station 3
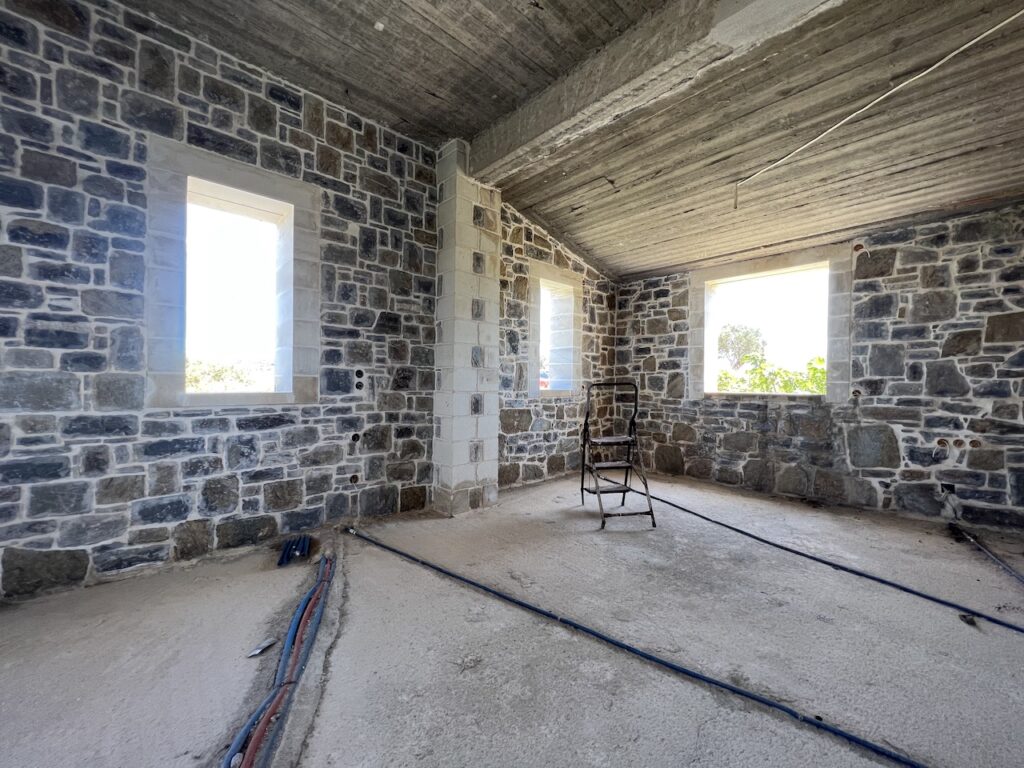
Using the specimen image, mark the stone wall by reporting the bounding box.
[0,0,437,596]
[498,204,616,487]
[615,204,1024,528]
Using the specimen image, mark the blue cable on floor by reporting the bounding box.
[637,488,1024,637]
[347,527,928,768]
[220,557,334,768]
[255,556,336,768]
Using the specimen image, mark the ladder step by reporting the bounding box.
[588,461,632,470]
[584,483,631,495]
[588,435,635,446]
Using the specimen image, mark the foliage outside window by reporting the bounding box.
[705,265,828,395]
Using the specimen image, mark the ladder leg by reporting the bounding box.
[618,442,626,507]
[580,440,586,506]
[593,460,607,530]
[632,449,657,528]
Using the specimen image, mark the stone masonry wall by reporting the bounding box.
[498,204,617,488]
[0,0,437,596]
[615,204,1024,528]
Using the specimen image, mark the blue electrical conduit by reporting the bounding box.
[636,488,1024,637]
[255,555,337,768]
[220,557,335,768]
[346,527,928,768]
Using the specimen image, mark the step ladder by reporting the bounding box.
[580,381,656,530]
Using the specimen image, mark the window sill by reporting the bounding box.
[702,391,825,401]
[540,389,575,399]
[148,374,318,408]
[182,392,305,407]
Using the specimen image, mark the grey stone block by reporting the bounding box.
[81,289,143,319]
[940,330,982,358]
[0,371,80,410]
[893,483,943,516]
[138,39,175,98]
[226,435,260,469]
[925,360,970,397]
[94,373,145,410]
[909,291,957,323]
[216,515,277,549]
[28,481,90,518]
[868,344,905,377]
[654,444,684,474]
[199,475,239,515]
[132,494,191,524]
[985,311,1024,343]
[173,519,212,560]
[360,425,392,453]
[58,513,128,546]
[110,326,144,370]
[96,474,146,505]
[60,352,107,372]
[359,484,398,516]
[846,424,900,468]
[8,218,68,248]
[264,479,303,512]
[1,547,89,597]
[92,543,168,573]
[60,415,138,437]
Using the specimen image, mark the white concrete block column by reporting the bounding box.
[433,140,501,514]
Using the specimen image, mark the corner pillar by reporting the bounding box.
[432,140,501,514]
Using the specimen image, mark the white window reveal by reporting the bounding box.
[185,178,294,395]
[144,138,320,407]
[703,263,829,395]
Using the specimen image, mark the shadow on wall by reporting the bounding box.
[497,204,618,488]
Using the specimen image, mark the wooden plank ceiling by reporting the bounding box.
[498,0,1024,278]
[122,0,672,144]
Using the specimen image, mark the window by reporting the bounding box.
[145,138,319,407]
[186,178,294,395]
[527,263,582,398]
[538,279,576,393]
[704,263,829,395]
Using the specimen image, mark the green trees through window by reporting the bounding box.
[716,324,826,395]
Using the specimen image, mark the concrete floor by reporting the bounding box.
[2,475,1023,767]
[0,551,309,768]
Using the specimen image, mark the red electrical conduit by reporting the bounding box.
[238,557,333,768]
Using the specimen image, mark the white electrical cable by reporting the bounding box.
[733,4,1024,208]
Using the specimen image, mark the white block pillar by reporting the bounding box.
[433,140,501,514]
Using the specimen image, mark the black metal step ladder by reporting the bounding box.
[580,381,656,530]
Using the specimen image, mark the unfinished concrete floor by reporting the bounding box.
[0,552,309,767]
[3,475,1023,767]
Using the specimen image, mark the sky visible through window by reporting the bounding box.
[705,265,829,394]
[539,280,574,391]
[185,202,279,393]
[539,283,554,387]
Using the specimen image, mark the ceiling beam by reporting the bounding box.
[468,0,847,184]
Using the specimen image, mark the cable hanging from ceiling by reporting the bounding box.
[733,4,1024,210]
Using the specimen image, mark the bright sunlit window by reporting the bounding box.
[538,278,576,394]
[704,263,828,395]
[185,177,294,394]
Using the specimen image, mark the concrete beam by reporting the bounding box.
[469,0,844,185]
